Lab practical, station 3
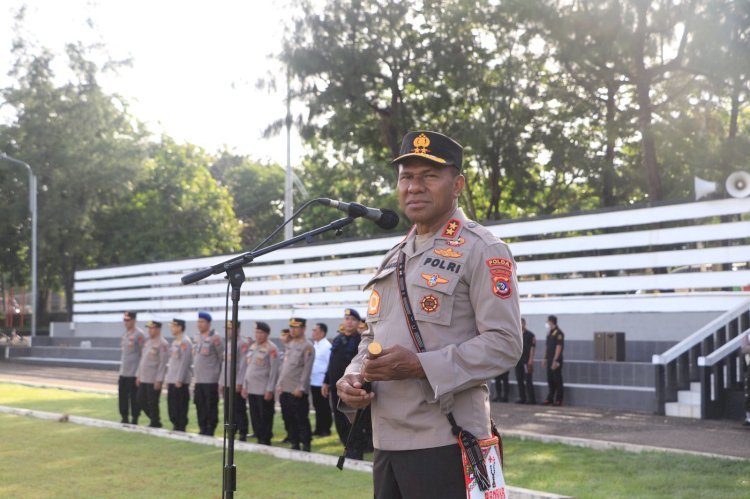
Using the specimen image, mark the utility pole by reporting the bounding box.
[1,153,37,337]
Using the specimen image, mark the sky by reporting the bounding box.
[0,0,305,166]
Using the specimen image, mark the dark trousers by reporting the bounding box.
[374,444,465,499]
[167,384,190,431]
[515,363,536,403]
[280,392,312,447]
[310,385,332,435]
[248,394,275,445]
[194,382,219,436]
[494,372,510,401]
[546,363,564,403]
[330,388,370,457]
[118,376,140,423]
[223,387,249,438]
[330,387,351,445]
[136,382,162,428]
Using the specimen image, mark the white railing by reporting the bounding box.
[73,198,750,323]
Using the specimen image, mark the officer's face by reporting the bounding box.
[148,325,160,338]
[254,329,268,344]
[398,161,464,231]
[343,316,359,334]
[170,323,182,336]
[290,325,305,339]
[197,318,211,334]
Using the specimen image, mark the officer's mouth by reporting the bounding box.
[405,199,429,209]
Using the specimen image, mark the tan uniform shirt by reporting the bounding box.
[165,335,193,385]
[276,338,315,394]
[136,336,170,384]
[345,208,522,451]
[220,336,252,389]
[193,331,223,384]
[243,341,280,395]
[119,327,145,377]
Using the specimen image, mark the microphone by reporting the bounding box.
[318,199,400,230]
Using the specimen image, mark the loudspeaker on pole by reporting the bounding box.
[694,176,718,200]
[725,171,750,198]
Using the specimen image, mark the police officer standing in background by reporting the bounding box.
[337,131,521,497]
[136,320,169,428]
[515,318,537,404]
[542,315,565,406]
[165,318,193,431]
[193,311,223,436]
[219,320,251,441]
[323,308,367,456]
[118,311,145,424]
[276,318,315,451]
[242,321,279,445]
[310,322,333,437]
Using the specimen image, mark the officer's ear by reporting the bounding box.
[452,171,465,199]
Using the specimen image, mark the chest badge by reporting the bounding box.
[421,273,449,288]
[434,247,462,258]
[420,294,440,313]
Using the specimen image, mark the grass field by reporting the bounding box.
[1,382,749,497]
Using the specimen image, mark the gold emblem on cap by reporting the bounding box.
[412,133,431,154]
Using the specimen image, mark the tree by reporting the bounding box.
[1,39,147,321]
[93,138,241,266]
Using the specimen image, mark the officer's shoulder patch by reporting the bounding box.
[464,221,503,246]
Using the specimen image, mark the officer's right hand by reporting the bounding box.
[241,388,248,399]
[321,383,329,398]
[135,377,140,387]
[264,391,273,401]
[336,373,373,409]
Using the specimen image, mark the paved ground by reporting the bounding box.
[1,361,748,459]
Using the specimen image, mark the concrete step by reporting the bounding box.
[691,382,701,393]
[665,401,701,419]
[8,357,120,371]
[31,336,121,348]
[678,390,701,404]
[10,346,121,361]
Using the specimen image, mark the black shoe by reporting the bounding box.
[149,422,162,428]
[291,443,300,450]
[542,400,552,405]
[743,420,750,427]
[302,444,311,452]
[527,401,537,405]
[282,437,291,444]
[553,401,562,407]
[121,419,129,424]
[515,400,526,404]
[131,419,138,425]
[248,433,256,438]
[239,434,247,442]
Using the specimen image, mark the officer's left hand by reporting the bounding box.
[292,389,304,398]
[361,344,425,382]
[235,384,242,393]
[154,382,162,391]
[552,361,560,370]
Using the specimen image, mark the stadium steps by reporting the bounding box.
[664,382,701,419]
[5,340,121,371]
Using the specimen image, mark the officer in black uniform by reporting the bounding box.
[515,318,537,404]
[322,308,371,458]
[542,315,565,406]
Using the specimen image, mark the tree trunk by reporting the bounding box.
[602,80,617,207]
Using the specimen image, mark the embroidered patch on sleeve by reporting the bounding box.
[486,257,513,299]
[368,290,381,315]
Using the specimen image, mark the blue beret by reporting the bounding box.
[198,311,212,322]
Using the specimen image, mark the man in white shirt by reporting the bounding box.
[310,322,333,437]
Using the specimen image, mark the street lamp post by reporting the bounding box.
[1,153,37,337]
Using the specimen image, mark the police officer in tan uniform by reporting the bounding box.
[193,311,223,436]
[276,317,315,451]
[337,131,522,497]
[241,321,279,445]
[165,318,193,431]
[136,320,170,428]
[219,320,251,441]
[118,311,145,424]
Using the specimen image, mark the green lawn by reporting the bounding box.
[0,413,370,498]
[1,382,749,497]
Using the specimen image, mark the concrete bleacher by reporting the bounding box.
[4,197,748,417]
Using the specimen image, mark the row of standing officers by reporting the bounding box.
[118,309,370,454]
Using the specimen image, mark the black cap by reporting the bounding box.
[146,320,162,328]
[172,318,186,329]
[289,317,307,327]
[124,311,137,320]
[391,131,463,171]
[280,328,290,335]
[344,308,361,321]
[255,321,270,333]
[547,315,558,325]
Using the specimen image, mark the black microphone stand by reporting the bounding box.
[181,216,356,499]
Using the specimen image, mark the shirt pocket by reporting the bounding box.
[410,266,462,327]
